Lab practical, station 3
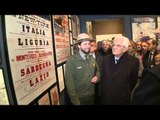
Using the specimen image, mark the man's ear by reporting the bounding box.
[123,47,128,52]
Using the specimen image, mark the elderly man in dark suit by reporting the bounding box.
[101,36,139,105]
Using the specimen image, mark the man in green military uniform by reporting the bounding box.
[65,33,100,105]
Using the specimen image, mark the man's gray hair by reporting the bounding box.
[114,36,129,49]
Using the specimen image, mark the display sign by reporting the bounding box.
[5,15,56,105]
[53,15,70,65]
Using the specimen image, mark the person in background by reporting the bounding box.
[143,38,158,69]
[101,36,139,105]
[141,38,158,80]
[97,41,102,53]
[128,40,144,101]
[89,39,103,70]
[131,63,160,105]
[128,40,137,56]
[156,45,160,53]
[128,40,144,78]
[131,39,160,105]
[140,41,149,66]
[90,39,103,104]
[98,39,112,56]
[141,41,149,57]
[135,40,142,56]
[90,39,97,59]
[64,33,100,105]
[154,53,160,66]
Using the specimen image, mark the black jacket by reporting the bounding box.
[101,52,139,105]
[143,50,158,69]
[131,64,160,105]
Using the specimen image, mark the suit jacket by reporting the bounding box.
[94,52,104,100]
[101,52,139,105]
[131,64,160,105]
[143,50,158,69]
[95,52,103,72]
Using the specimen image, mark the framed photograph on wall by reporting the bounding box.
[0,69,9,105]
[50,85,60,105]
[38,93,50,105]
[52,15,71,65]
[131,17,156,42]
[86,21,93,39]
[57,66,65,92]
[71,15,77,39]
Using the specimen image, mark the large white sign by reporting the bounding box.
[5,15,56,105]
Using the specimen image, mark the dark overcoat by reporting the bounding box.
[101,52,139,105]
[131,64,160,105]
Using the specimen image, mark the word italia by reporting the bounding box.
[22,25,45,35]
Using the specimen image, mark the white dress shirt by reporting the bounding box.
[114,56,119,64]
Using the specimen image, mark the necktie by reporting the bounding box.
[115,58,119,64]
[85,54,89,61]
[148,52,153,62]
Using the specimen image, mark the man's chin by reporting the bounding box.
[81,50,90,54]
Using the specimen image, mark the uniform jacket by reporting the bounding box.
[65,52,100,105]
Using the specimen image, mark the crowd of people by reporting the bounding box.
[64,33,160,105]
